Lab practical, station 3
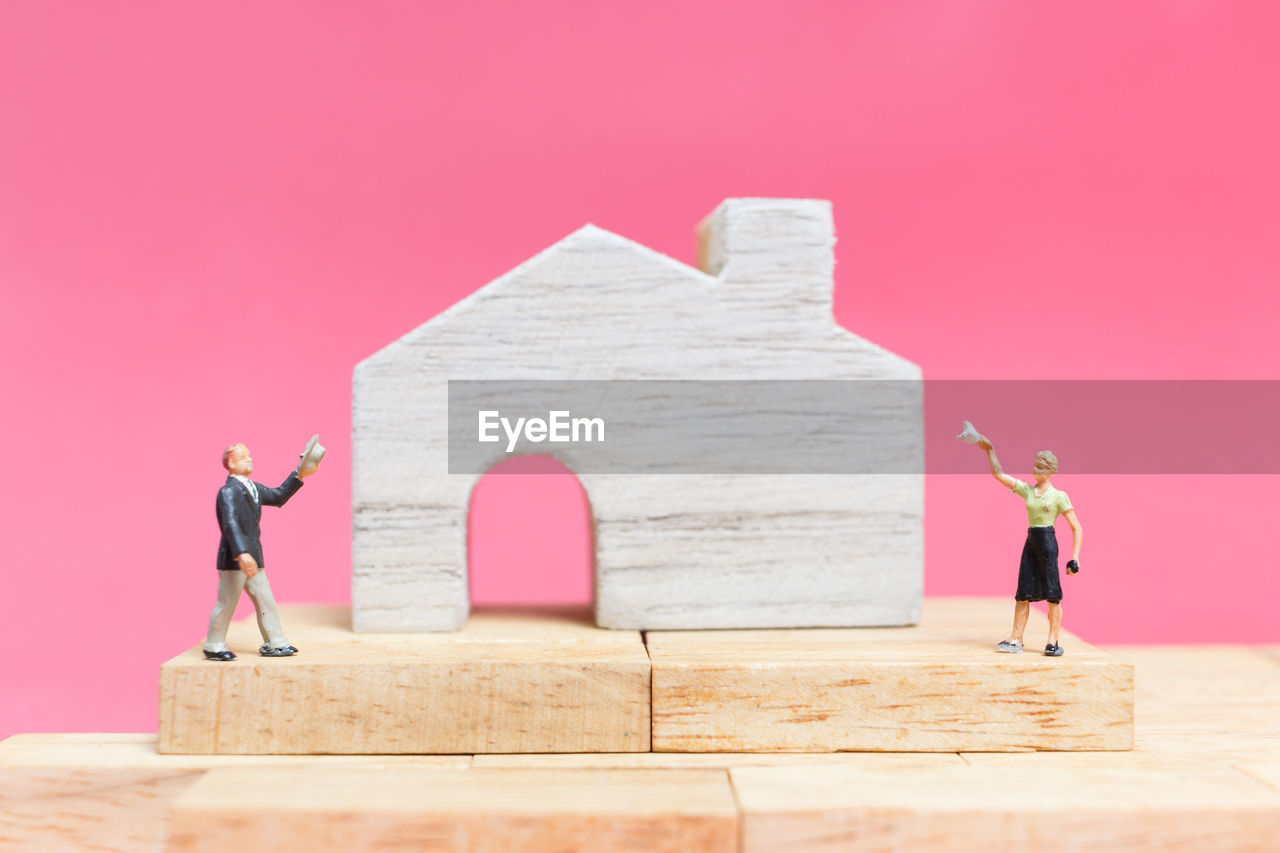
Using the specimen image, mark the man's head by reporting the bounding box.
[222,443,253,476]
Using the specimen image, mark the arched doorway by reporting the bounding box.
[466,454,594,607]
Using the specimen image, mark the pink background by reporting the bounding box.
[3,2,1279,738]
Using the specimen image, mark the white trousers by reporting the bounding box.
[203,570,290,652]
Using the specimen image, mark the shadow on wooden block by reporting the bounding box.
[159,605,650,755]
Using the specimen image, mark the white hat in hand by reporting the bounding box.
[298,434,326,475]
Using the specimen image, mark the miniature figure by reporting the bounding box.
[203,435,326,661]
[958,421,1082,656]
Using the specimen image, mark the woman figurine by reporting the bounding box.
[959,421,1083,656]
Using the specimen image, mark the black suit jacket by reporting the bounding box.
[216,473,304,570]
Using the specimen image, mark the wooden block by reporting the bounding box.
[1118,644,1280,711]
[168,766,739,853]
[730,762,1280,852]
[649,598,1133,752]
[353,198,924,633]
[1101,645,1280,766]
[734,642,1280,853]
[1118,644,1280,716]
[159,605,650,754]
[937,645,1280,778]
[0,733,470,771]
[0,734,468,852]
[947,639,1280,853]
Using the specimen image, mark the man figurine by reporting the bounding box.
[203,436,324,661]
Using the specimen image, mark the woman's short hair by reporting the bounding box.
[1034,450,1058,474]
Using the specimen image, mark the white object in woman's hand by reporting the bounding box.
[956,420,983,443]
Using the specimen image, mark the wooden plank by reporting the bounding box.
[949,642,1280,831]
[168,766,739,853]
[474,752,966,770]
[1118,644,1280,716]
[1110,645,1280,764]
[731,761,1280,852]
[649,598,1133,752]
[0,734,470,770]
[159,605,650,754]
[0,734,468,853]
[721,645,1279,851]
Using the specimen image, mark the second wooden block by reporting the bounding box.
[648,598,1133,752]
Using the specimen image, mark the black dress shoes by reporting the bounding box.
[259,644,299,657]
[203,649,237,661]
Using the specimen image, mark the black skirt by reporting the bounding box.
[1016,526,1062,603]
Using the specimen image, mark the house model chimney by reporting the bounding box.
[696,198,835,327]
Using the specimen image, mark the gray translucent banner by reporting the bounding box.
[447,380,1280,474]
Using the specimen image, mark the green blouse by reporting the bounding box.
[1012,480,1073,527]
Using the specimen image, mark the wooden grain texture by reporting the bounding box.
[352,197,924,632]
[168,767,739,853]
[730,761,1280,853]
[1238,762,1280,793]
[1115,645,1280,763]
[473,751,966,770]
[8,639,1278,852]
[729,645,1280,852]
[649,597,1134,752]
[0,734,468,853]
[158,605,650,754]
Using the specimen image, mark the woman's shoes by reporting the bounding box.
[1044,643,1064,656]
[996,640,1023,653]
